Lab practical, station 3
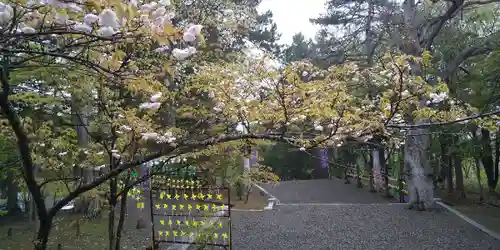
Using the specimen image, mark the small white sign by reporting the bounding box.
[243,158,250,170]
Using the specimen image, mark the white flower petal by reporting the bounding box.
[98,26,116,37]
[84,13,99,24]
[159,0,171,6]
[150,92,162,102]
[98,9,120,29]
[73,22,92,33]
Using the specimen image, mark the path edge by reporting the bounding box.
[436,201,500,241]
[252,182,280,209]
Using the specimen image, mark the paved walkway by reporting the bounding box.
[260,179,391,204]
[231,179,500,250]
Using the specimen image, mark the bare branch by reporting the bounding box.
[386,109,500,128]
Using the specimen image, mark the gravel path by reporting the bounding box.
[261,179,392,204]
[121,179,500,250]
[232,204,500,250]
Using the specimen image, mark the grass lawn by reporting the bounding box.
[0,212,155,250]
[0,214,109,250]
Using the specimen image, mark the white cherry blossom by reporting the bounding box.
[21,25,36,33]
[84,13,99,24]
[141,132,159,140]
[172,47,196,60]
[183,24,203,42]
[150,92,162,102]
[429,92,447,103]
[139,102,161,110]
[152,7,166,18]
[159,0,171,6]
[98,26,116,37]
[73,22,92,33]
[0,2,14,25]
[98,9,120,29]
[154,46,169,53]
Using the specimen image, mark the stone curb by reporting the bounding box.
[252,182,280,210]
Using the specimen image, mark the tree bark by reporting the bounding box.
[480,129,497,194]
[114,194,127,250]
[446,148,454,194]
[405,122,434,210]
[368,153,376,192]
[108,204,116,250]
[355,154,363,188]
[383,149,390,197]
[108,177,118,250]
[453,149,466,198]
[34,217,53,250]
[0,67,53,250]
[475,157,485,201]
[373,147,383,190]
[402,0,435,209]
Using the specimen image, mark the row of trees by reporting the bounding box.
[0,0,499,249]
[272,0,500,208]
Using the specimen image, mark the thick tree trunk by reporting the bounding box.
[405,123,435,210]
[480,129,497,195]
[402,0,435,210]
[372,148,384,191]
[368,153,376,192]
[383,149,390,197]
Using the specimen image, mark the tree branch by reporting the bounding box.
[48,133,297,216]
[442,32,500,80]
[386,109,500,128]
